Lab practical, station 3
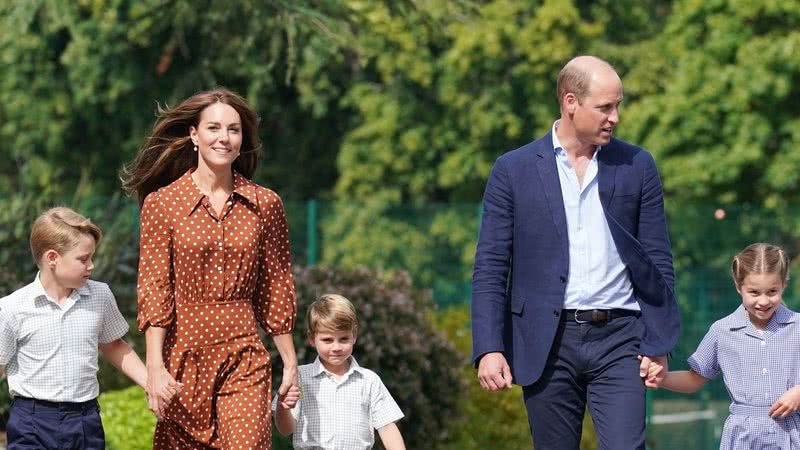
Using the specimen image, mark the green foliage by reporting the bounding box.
[271,265,464,450]
[316,0,676,296]
[0,0,355,201]
[319,202,478,306]
[619,0,800,210]
[99,385,155,450]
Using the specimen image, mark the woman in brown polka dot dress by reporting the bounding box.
[122,88,298,449]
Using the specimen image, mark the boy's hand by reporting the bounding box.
[278,385,300,409]
[638,355,667,389]
[770,385,800,417]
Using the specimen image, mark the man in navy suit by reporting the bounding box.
[471,56,680,450]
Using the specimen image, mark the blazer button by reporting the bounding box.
[560,276,567,283]
[553,309,560,317]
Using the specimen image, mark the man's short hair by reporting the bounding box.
[306,294,359,337]
[30,207,102,265]
[556,56,618,106]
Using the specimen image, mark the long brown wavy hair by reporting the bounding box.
[121,88,261,207]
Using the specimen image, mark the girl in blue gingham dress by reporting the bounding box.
[655,243,800,449]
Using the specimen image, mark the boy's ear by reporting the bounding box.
[43,249,60,268]
[307,332,315,347]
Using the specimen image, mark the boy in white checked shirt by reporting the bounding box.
[0,207,177,450]
[274,294,406,450]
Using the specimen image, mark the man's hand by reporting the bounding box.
[638,355,668,389]
[477,352,513,391]
[770,385,800,418]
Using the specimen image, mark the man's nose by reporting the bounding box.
[608,107,620,124]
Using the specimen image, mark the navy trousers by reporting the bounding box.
[7,397,105,450]
[522,313,646,450]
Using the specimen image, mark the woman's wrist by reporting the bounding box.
[147,361,165,372]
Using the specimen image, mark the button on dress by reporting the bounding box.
[689,304,800,450]
[137,170,296,449]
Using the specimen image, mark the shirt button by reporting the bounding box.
[760,341,766,347]
[762,368,768,375]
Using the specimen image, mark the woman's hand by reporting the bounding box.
[146,364,183,420]
[277,363,299,400]
[277,384,301,410]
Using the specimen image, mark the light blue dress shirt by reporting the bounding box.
[551,121,637,311]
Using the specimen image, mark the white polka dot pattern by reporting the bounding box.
[136,169,297,449]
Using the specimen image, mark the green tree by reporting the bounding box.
[0,0,355,201]
[319,0,674,298]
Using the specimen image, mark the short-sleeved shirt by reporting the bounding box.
[274,357,404,450]
[689,304,800,449]
[0,275,129,402]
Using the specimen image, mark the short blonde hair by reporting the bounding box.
[306,294,359,337]
[30,207,102,266]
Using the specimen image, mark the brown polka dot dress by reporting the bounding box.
[137,170,296,449]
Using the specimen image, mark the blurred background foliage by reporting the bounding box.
[3,0,800,448]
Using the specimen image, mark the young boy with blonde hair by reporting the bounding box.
[0,207,176,449]
[274,293,406,450]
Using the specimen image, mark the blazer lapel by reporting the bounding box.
[597,147,616,210]
[534,133,568,248]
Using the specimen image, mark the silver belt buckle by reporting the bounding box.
[574,308,590,324]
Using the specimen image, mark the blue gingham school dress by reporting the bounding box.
[689,304,800,450]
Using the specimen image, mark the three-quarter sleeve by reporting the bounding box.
[137,192,175,331]
[253,192,296,335]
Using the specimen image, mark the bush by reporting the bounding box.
[99,385,155,450]
[270,265,464,450]
[433,305,598,450]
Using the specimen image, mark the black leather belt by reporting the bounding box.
[561,308,640,323]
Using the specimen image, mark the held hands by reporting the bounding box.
[769,386,800,418]
[277,384,301,410]
[276,363,299,405]
[638,355,668,389]
[477,352,513,392]
[146,365,183,421]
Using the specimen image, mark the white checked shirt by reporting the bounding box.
[0,275,129,402]
[273,356,404,450]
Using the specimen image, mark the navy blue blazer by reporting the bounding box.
[471,131,680,386]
